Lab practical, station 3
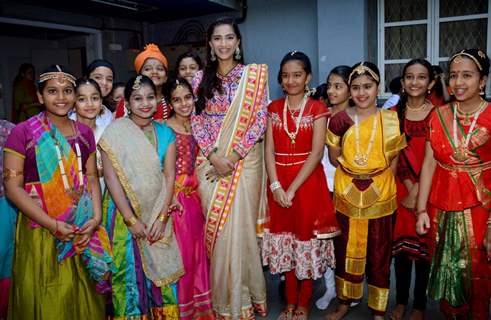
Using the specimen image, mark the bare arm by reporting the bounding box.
[265,117,289,207]
[76,152,103,245]
[86,153,102,223]
[286,117,327,200]
[415,142,436,235]
[4,152,56,231]
[328,145,341,167]
[4,152,76,240]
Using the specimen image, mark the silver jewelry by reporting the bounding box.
[269,181,282,192]
[234,47,241,60]
[210,49,216,61]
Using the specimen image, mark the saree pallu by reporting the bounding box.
[99,118,183,319]
[196,64,268,319]
[426,104,491,319]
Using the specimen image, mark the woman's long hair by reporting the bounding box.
[195,17,244,114]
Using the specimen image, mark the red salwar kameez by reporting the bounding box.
[262,98,339,308]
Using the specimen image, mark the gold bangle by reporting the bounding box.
[158,213,166,222]
[124,216,138,227]
[4,168,23,180]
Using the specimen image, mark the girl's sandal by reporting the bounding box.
[294,308,308,320]
[277,305,295,320]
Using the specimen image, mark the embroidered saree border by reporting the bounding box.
[205,64,267,255]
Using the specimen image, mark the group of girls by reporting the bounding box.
[1,39,212,320]
[263,48,491,320]
[0,15,490,320]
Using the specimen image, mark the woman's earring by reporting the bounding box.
[427,89,431,95]
[234,47,241,60]
[479,86,485,95]
[210,49,216,62]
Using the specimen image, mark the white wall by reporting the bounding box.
[317,0,368,82]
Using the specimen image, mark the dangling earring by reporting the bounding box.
[234,47,241,60]
[427,88,431,95]
[210,49,216,62]
[479,86,485,95]
[401,87,405,94]
[304,82,310,94]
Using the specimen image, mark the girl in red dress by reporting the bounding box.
[262,51,340,320]
[390,58,436,320]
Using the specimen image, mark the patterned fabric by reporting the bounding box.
[175,132,198,176]
[191,64,268,158]
[173,132,213,319]
[425,103,491,318]
[25,113,114,293]
[192,64,269,319]
[101,119,180,319]
[261,232,335,280]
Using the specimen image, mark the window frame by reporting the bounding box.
[377,0,491,96]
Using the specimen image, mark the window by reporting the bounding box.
[378,0,490,95]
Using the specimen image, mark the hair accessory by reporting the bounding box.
[175,79,184,90]
[348,62,380,84]
[39,65,76,86]
[290,50,298,56]
[478,50,486,59]
[132,75,142,90]
[451,50,483,71]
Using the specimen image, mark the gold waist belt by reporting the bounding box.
[438,160,491,174]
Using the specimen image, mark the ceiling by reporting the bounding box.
[0,0,242,23]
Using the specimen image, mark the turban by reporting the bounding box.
[134,43,168,72]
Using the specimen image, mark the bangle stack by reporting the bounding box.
[269,181,282,192]
[124,216,138,227]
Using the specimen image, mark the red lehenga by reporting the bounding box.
[426,102,491,319]
[262,98,339,279]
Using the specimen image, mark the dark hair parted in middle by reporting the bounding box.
[75,77,102,96]
[196,17,244,114]
[397,58,435,136]
[85,59,115,78]
[124,75,156,101]
[176,52,203,72]
[163,77,194,103]
[277,50,312,84]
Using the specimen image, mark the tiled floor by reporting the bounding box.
[261,262,446,320]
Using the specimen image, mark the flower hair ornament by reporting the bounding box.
[132,75,142,90]
[348,62,380,84]
[451,50,484,71]
[175,79,184,90]
[39,65,76,86]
